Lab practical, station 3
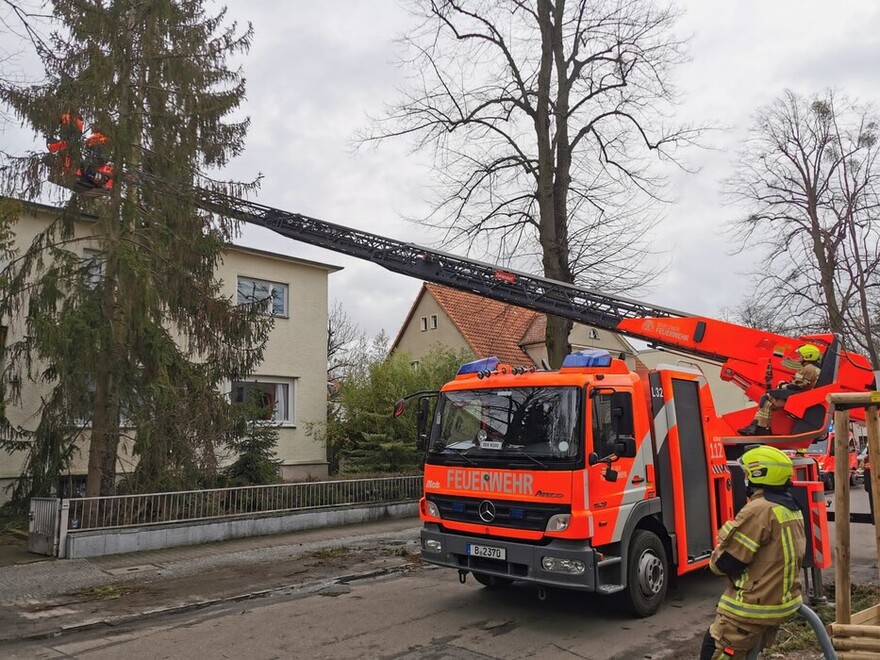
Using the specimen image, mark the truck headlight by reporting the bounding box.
[425,500,441,518]
[545,513,571,532]
[541,557,585,574]
[423,539,442,553]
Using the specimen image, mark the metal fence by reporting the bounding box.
[66,476,422,532]
[28,497,60,555]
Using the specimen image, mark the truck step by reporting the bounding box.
[597,555,622,568]
[596,584,625,595]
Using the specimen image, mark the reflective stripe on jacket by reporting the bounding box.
[709,490,806,624]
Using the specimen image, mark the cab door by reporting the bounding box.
[586,388,647,546]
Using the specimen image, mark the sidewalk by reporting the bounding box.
[0,516,422,643]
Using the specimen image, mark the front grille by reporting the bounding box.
[428,494,569,531]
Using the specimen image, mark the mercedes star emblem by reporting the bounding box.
[478,500,496,523]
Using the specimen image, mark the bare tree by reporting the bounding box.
[364,0,701,366]
[727,90,880,368]
[327,300,364,381]
[720,294,797,337]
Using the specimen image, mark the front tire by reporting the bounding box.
[471,572,513,589]
[620,530,668,617]
[823,473,835,491]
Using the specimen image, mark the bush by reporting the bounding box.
[321,338,472,474]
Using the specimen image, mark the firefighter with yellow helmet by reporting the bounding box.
[738,344,822,436]
[700,445,806,659]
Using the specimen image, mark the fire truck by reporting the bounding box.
[194,189,876,617]
[56,167,876,616]
[795,432,860,492]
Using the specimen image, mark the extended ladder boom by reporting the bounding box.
[49,130,875,440]
[200,190,688,340]
[197,189,878,437]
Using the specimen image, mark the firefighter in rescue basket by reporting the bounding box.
[700,445,806,660]
[46,114,114,195]
[738,344,822,436]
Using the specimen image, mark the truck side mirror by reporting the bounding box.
[588,451,621,481]
[614,436,636,458]
[416,397,431,451]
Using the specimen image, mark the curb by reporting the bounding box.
[6,564,412,644]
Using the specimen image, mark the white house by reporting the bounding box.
[0,199,340,502]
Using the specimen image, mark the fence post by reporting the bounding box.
[865,403,880,583]
[57,499,70,559]
[834,408,852,624]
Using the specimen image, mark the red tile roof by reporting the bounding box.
[519,314,546,346]
[425,284,540,367]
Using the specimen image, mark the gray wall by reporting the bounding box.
[65,502,418,559]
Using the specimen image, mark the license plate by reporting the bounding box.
[466,543,506,560]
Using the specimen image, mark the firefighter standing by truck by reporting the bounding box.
[700,445,806,659]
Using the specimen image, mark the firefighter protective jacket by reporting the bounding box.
[709,490,806,624]
[788,362,821,391]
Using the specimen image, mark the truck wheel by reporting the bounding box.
[621,530,668,617]
[824,474,835,492]
[471,572,513,589]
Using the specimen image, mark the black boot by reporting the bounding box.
[738,421,759,436]
[699,630,717,660]
[755,426,772,436]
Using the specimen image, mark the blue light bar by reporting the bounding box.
[561,349,612,369]
[457,356,499,375]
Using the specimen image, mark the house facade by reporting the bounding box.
[0,200,339,502]
[392,283,636,367]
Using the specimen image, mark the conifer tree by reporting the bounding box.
[225,389,281,486]
[0,1,272,498]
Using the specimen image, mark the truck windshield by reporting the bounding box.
[427,387,582,467]
[806,438,828,454]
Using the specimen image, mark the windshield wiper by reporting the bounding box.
[433,444,477,465]
[503,445,549,469]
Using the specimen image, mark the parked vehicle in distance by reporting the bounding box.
[795,433,859,491]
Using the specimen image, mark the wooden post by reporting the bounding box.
[835,407,852,624]
[865,403,880,583]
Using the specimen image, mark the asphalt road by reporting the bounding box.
[4,489,877,659]
[7,565,720,659]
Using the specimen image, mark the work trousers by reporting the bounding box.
[700,612,778,659]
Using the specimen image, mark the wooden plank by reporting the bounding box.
[837,652,880,659]
[828,393,880,406]
[834,637,880,652]
[831,620,880,636]
[852,604,880,627]
[836,408,853,624]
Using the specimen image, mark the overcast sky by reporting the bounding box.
[4,1,880,343]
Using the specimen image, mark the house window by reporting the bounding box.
[237,276,288,317]
[430,314,438,329]
[83,248,104,288]
[420,316,428,332]
[589,328,599,340]
[231,377,295,425]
